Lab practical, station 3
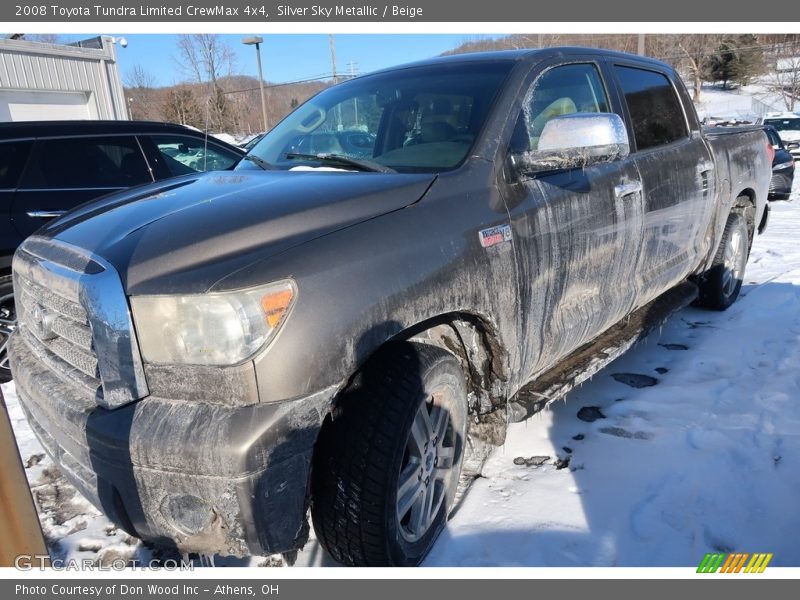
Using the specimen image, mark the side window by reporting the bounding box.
[515,63,610,152]
[0,140,33,189]
[20,136,151,189]
[151,135,240,176]
[614,66,688,151]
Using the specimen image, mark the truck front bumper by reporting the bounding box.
[9,332,333,557]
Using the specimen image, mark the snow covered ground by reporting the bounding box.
[693,82,790,122]
[3,184,800,569]
[424,200,800,566]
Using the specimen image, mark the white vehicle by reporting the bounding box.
[760,112,800,158]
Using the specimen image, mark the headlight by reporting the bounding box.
[773,160,794,171]
[130,280,296,366]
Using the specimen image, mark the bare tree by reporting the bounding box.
[765,55,800,112]
[665,34,722,102]
[162,84,203,129]
[124,65,160,120]
[125,64,156,90]
[175,34,238,131]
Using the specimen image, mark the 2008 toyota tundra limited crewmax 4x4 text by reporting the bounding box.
[8,48,772,566]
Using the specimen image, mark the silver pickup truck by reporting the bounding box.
[8,48,771,566]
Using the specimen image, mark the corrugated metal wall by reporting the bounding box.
[0,36,128,121]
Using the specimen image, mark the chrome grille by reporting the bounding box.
[12,236,149,409]
[16,271,101,385]
[16,275,87,322]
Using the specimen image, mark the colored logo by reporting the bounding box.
[697,552,773,573]
[479,224,513,248]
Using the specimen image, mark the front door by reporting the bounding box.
[501,60,645,381]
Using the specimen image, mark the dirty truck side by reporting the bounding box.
[8,48,771,566]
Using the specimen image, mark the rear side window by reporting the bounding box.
[150,135,240,176]
[0,140,33,189]
[614,66,688,151]
[20,136,151,189]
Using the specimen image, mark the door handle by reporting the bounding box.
[614,181,642,199]
[697,160,714,175]
[27,210,66,218]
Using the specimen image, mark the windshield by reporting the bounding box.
[764,118,800,132]
[241,61,514,173]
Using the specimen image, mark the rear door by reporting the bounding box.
[11,135,153,239]
[611,63,715,304]
[501,58,645,379]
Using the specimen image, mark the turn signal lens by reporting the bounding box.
[262,289,294,328]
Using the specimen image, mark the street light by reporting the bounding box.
[242,35,268,132]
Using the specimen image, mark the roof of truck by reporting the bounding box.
[369,46,673,74]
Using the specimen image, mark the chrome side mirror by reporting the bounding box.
[516,113,630,173]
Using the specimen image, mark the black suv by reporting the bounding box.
[0,120,244,381]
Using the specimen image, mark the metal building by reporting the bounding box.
[0,36,128,122]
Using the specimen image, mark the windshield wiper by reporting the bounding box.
[241,154,276,170]
[285,152,396,173]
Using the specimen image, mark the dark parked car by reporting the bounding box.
[0,120,244,382]
[9,49,771,566]
[764,125,795,200]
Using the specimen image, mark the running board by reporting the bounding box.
[508,280,699,423]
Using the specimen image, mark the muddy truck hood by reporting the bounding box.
[36,170,436,294]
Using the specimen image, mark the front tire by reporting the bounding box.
[0,275,15,384]
[311,342,468,566]
[696,210,750,310]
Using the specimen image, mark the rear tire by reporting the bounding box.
[311,342,468,566]
[695,210,750,311]
[0,275,15,384]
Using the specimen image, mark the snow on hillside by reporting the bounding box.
[3,184,800,568]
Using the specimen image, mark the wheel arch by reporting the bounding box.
[394,312,510,411]
[320,311,512,481]
[732,188,757,243]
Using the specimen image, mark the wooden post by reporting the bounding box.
[0,386,49,567]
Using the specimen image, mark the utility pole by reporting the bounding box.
[638,33,646,56]
[329,34,338,84]
[329,34,342,130]
[242,36,269,132]
[348,61,359,127]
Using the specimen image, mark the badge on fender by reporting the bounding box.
[479,224,513,248]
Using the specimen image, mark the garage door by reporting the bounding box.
[0,90,96,122]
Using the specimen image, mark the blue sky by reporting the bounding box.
[55,34,498,86]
